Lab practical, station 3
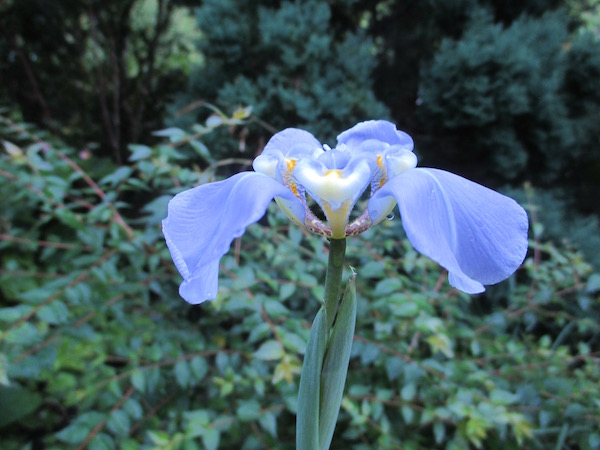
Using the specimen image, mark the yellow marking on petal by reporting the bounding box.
[325,169,342,177]
[323,200,352,238]
[286,158,296,171]
[290,183,299,197]
[376,154,387,188]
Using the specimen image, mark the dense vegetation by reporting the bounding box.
[1,0,599,449]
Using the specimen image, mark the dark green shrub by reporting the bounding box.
[1,112,598,449]
[169,0,389,159]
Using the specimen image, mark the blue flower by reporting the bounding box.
[163,121,528,304]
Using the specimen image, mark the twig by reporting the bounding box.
[8,34,53,122]
[76,386,135,450]
[128,391,178,436]
[0,233,93,251]
[56,151,134,239]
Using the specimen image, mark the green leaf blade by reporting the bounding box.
[319,274,357,450]
[297,306,328,450]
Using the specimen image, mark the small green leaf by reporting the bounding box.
[254,340,284,361]
[202,427,220,450]
[37,300,69,324]
[434,422,445,444]
[107,409,130,437]
[236,400,261,422]
[385,357,404,381]
[232,105,253,120]
[585,273,600,293]
[401,383,417,402]
[99,166,132,187]
[88,433,115,450]
[131,369,145,392]
[128,144,153,162]
[0,385,43,427]
[174,360,191,388]
[55,411,104,444]
[259,412,277,438]
[401,405,414,424]
[0,305,33,322]
[281,331,307,354]
[279,283,296,301]
[148,430,170,445]
[190,356,208,382]
[4,322,41,346]
[152,127,186,141]
[205,115,223,128]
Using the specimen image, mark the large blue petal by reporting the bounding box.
[162,172,303,304]
[368,168,528,293]
[337,120,413,151]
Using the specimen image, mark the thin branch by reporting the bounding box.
[7,34,53,122]
[0,233,93,251]
[56,151,134,239]
[128,391,178,436]
[86,3,120,162]
[76,386,135,450]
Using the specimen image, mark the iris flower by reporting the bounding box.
[163,121,528,304]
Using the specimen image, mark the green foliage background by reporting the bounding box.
[1,0,600,449]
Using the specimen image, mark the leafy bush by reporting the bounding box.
[169,0,389,159]
[1,111,599,449]
[0,0,202,162]
[417,9,600,194]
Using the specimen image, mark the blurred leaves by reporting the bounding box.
[0,112,598,449]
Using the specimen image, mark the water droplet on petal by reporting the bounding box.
[386,213,395,221]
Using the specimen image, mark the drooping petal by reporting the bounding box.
[368,168,528,293]
[337,120,414,151]
[162,172,303,304]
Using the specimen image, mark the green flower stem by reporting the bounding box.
[297,238,350,450]
[323,238,347,330]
